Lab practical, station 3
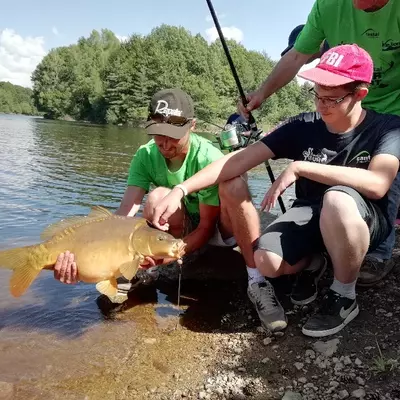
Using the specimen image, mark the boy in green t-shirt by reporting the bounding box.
[53,89,263,309]
[238,0,400,288]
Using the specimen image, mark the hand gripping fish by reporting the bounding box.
[0,206,186,298]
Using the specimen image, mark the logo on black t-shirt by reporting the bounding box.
[348,151,371,165]
[302,147,328,163]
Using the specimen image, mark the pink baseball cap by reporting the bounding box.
[297,44,373,86]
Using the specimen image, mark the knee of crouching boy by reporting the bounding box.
[218,176,249,202]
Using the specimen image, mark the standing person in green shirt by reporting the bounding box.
[239,0,400,288]
[52,89,270,323]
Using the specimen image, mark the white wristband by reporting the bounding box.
[175,184,188,197]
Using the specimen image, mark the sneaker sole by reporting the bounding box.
[290,259,328,306]
[356,260,395,287]
[301,304,360,338]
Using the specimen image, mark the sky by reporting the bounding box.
[0,0,318,88]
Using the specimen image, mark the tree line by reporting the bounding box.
[6,25,316,130]
[0,82,39,116]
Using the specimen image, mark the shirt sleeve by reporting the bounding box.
[373,128,400,161]
[293,0,326,55]
[261,115,305,160]
[127,147,151,191]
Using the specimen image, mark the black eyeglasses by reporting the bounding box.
[146,113,192,127]
[309,88,354,108]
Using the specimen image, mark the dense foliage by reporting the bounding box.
[31,26,314,129]
[0,82,39,115]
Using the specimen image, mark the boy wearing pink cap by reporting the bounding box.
[241,0,400,289]
[151,44,400,337]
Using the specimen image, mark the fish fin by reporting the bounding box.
[10,266,41,297]
[40,216,89,241]
[0,246,45,297]
[0,246,30,270]
[40,206,113,241]
[119,258,140,281]
[96,278,118,297]
[87,206,113,219]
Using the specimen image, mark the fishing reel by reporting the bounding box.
[215,123,264,152]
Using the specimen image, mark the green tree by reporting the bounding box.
[31,24,314,127]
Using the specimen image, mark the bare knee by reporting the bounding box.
[320,190,360,229]
[219,176,249,203]
[254,249,284,278]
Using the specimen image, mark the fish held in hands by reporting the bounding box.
[0,206,185,298]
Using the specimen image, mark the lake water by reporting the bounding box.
[0,114,293,399]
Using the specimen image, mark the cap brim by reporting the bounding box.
[297,67,354,86]
[144,121,188,139]
[280,45,293,57]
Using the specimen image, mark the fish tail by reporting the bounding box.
[0,245,45,297]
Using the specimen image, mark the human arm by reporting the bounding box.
[262,155,400,211]
[151,141,275,229]
[239,49,312,116]
[181,203,220,256]
[239,0,326,115]
[115,186,146,216]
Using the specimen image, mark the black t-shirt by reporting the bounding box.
[261,110,400,215]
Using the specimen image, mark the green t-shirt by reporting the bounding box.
[294,0,400,115]
[127,133,224,218]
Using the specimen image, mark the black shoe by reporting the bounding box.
[357,256,395,287]
[290,253,327,305]
[302,289,359,337]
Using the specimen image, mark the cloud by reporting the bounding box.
[296,59,319,85]
[205,13,226,22]
[205,26,243,43]
[116,34,128,43]
[0,28,47,88]
[52,26,59,36]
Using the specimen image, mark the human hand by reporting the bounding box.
[261,162,299,212]
[237,90,265,119]
[140,256,177,269]
[54,251,78,284]
[151,188,184,231]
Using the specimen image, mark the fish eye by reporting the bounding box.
[157,235,165,241]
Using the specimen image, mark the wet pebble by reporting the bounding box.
[352,388,366,398]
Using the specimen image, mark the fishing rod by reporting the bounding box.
[205,0,286,214]
[198,118,225,130]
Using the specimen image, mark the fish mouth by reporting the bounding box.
[171,240,186,258]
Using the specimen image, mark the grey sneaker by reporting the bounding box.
[247,279,288,333]
[357,256,395,287]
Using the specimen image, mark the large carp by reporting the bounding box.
[0,206,185,298]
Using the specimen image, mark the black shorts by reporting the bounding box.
[255,185,390,266]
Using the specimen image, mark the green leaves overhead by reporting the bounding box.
[30,25,314,129]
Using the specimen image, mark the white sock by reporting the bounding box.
[330,277,356,300]
[247,266,265,285]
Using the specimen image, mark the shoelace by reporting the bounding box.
[253,282,278,311]
[363,257,381,272]
[318,291,341,316]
